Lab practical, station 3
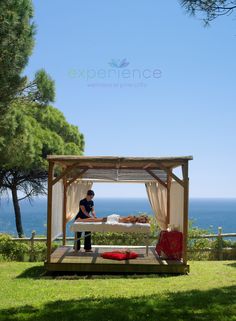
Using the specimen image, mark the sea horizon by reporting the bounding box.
[0,197,236,237]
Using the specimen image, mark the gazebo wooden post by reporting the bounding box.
[46,161,54,263]
[166,171,172,226]
[62,177,67,246]
[182,162,189,265]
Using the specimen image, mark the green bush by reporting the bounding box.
[187,222,236,260]
[0,234,30,261]
[30,242,47,262]
[210,238,236,260]
[0,233,59,262]
[187,222,213,260]
[29,236,59,261]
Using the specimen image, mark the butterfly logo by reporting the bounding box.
[109,58,130,68]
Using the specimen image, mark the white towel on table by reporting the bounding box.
[106,214,120,225]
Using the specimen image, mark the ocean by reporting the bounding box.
[0,198,236,237]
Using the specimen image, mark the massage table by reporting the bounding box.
[70,217,151,255]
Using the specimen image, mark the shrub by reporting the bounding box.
[0,233,59,262]
[29,236,59,261]
[0,234,30,261]
[187,222,236,260]
[187,221,213,260]
[210,238,236,260]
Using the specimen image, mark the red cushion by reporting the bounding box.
[156,230,183,260]
[101,251,138,260]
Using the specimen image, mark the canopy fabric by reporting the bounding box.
[145,182,168,230]
[51,180,93,241]
[145,181,184,231]
[66,180,93,223]
[51,180,63,240]
[170,181,184,232]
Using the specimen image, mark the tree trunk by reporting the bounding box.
[11,186,24,237]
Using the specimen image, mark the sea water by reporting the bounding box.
[0,197,235,237]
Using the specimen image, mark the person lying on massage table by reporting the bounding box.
[74,189,96,252]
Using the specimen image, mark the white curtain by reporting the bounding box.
[51,180,64,241]
[145,182,168,230]
[145,180,184,232]
[170,181,184,232]
[66,180,93,222]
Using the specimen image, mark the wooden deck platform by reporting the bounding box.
[44,246,189,274]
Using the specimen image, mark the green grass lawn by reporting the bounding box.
[0,261,235,321]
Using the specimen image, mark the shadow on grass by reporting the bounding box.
[16,266,47,279]
[16,265,183,279]
[0,286,235,321]
[225,262,236,268]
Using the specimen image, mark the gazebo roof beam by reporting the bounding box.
[52,162,80,185]
[146,169,167,188]
[66,168,89,187]
[157,162,184,187]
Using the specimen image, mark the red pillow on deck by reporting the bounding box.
[101,251,138,260]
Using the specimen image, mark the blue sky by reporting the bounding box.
[26,1,236,198]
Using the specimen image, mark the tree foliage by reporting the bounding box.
[0,0,55,114]
[0,100,84,174]
[0,0,35,109]
[0,101,84,236]
[180,0,236,24]
[20,69,55,105]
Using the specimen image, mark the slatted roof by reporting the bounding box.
[80,168,167,182]
[48,155,193,183]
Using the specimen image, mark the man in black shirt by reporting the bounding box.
[74,190,96,252]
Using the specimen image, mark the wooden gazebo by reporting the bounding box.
[45,155,193,274]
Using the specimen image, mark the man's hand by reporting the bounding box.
[91,206,96,218]
[92,212,97,218]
